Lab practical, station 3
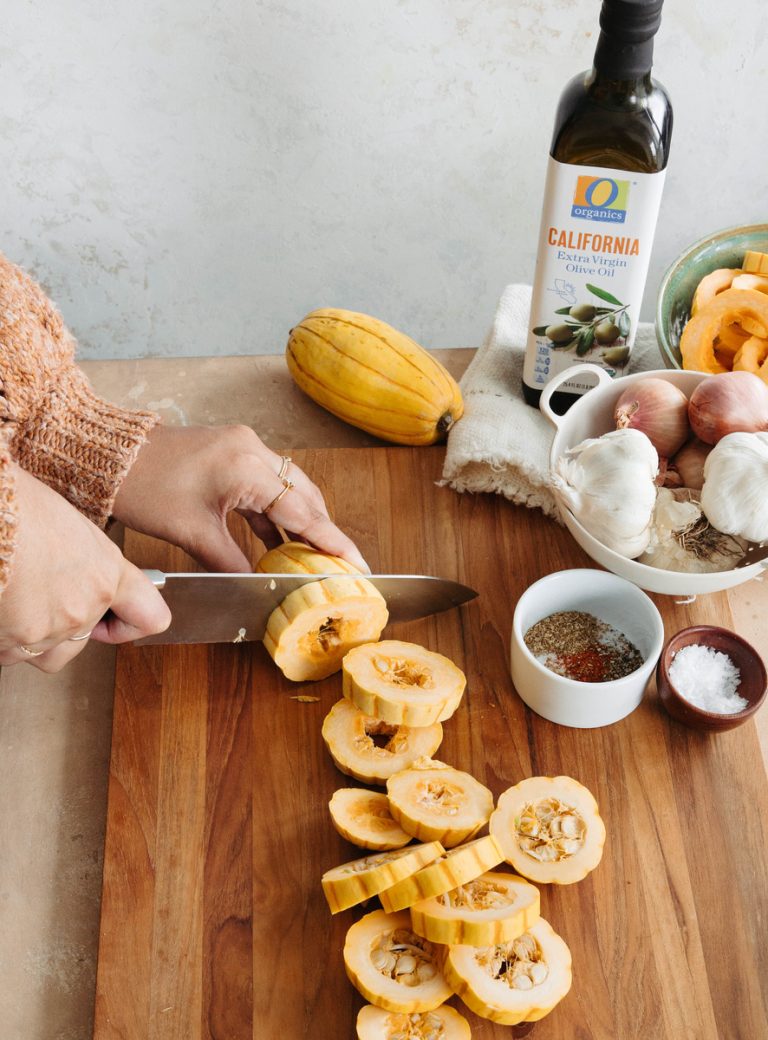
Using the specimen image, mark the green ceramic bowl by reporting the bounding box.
[655,223,768,369]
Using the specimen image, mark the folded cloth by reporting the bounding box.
[441,283,664,519]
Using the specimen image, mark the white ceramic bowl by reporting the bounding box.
[540,365,767,596]
[510,569,664,728]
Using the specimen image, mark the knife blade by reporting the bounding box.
[134,570,478,645]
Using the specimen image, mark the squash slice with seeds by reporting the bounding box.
[343,640,466,726]
[322,698,442,786]
[443,917,572,1025]
[344,909,452,1013]
[489,775,606,885]
[321,842,444,915]
[356,1003,471,1039]
[386,757,493,848]
[255,542,387,681]
[329,788,412,851]
[409,870,540,947]
[379,835,503,914]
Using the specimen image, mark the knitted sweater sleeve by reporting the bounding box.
[0,434,19,598]
[0,253,159,591]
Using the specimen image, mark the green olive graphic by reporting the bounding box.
[545,323,575,344]
[568,303,596,322]
[602,344,630,364]
[594,321,621,344]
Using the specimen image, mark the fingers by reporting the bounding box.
[0,561,173,670]
[260,483,370,572]
[89,562,172,645]
[171,517,254,574]
[10,637,93,674]
[226,449,369,572]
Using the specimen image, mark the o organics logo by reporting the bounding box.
[571,176,629,223]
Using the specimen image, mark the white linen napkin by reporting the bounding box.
[441,283,664,518]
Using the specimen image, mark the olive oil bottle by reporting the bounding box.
[522,0,673,409]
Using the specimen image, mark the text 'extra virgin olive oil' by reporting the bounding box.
[522,0,673,411]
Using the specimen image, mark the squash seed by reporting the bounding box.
[475,931,550,991]
[516,798,586,862]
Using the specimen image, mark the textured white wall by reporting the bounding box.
[1,1,765,359]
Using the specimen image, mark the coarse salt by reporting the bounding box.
[668,643,746,714]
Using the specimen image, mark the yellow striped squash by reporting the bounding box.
[286,309,464,445]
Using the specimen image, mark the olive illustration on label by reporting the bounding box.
[568,303,596,322]
[601,344,630,364]
[594,321,621,344]
[544,323,575,344]
[533,284,630,358]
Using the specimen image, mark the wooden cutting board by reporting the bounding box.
[94,447,768,1040]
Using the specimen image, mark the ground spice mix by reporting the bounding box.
[524,610,644,683]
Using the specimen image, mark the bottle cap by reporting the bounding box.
[594,0,664,77]
[599,0,664,44]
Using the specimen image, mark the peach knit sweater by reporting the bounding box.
[0,252,160,593]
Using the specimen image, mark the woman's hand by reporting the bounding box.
[0,467,171,671]
[111,424,369,573]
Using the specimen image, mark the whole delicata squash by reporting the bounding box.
[344,909,452,1013]
[321,698,443,786]
[328,788,412,851]
[255,542,388,681]
[343,640,466,726]
[386,757,493,848]
[443,917,572,1025]
[322,842,444,915]
[489,776,606,885]
[286,308,464,446]
[356,1003,471,1040]
[409,870,540,947]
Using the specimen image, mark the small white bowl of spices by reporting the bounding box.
[510,569,664,728]
[656,625,767,732]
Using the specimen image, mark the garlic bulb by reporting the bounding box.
[551,427,658,557]
[700,431,768,542]
[639,488,747,573]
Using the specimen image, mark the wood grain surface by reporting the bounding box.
[94,447,768,1040]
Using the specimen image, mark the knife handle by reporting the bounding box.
[143,569,167,589]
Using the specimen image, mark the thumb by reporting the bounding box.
[91,562,172,644]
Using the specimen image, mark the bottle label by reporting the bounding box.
[523,157,666,394]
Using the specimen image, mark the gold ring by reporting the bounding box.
[277,456,292,481]
[264,480,295,515]
[18,644,45,657]
[68,631,93,642]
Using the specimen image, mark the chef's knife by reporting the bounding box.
[134,570,478,645]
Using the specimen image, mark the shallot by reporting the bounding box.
[688,371,768,445]
[614,378,690,458]
[668,438,712,491]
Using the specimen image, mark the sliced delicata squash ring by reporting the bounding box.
[680,288,768,374]
[356,1003,471,1039]
[732,335,768,375]
[443,916,572,1025]
[386,757,494,848]
[322,841,444,914]
[329,788,412,851]
[343,640,466,726]
[489,775,606,885]
[689,267,739,315]
[321,698,443,786]
[344,909,452,1013]
[256,542,388,681]
[409,870,540,947]
[379,835,503,914]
